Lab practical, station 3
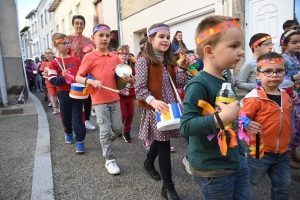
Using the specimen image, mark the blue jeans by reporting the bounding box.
[247,151,291,200]
[193,155,252,200]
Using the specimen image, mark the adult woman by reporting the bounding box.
[68,15,96,130]
[171,31,188,58]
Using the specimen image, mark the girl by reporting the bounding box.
[135,23,189,200]
[281,30,300,169]
[76,24,131,175]
[117,45,136,143]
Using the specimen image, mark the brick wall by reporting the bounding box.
[120,0,164,20]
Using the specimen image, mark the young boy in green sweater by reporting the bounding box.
[180,15,252,199]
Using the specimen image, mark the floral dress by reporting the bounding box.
[135,50,188,141]
[68,35,95,61]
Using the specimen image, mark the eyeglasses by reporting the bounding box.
[290,27,300,31]
[57,42,71,46]
[257,69,286,77]
[260,42,274,48]
[118,53,129,56]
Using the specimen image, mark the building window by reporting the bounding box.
[62,19,65,33]
[41,14,44,28]
[76,3,80,15]
[45,10,47,24]
[69,11,73,31]
[47,34,50,48]
[36,42,39,53]
[33,44,35,55]
[56,25,59,32]
[43,37,46,51]
[27,46,31,58]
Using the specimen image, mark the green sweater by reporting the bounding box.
[180,71,244,171]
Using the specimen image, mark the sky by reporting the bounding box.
[16,0,41,28]
[296,0,300,22]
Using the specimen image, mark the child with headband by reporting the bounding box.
[135,23,189,199]
[180,15,251,199]
[237,33,273,92]
[280,30,300,169]
[240,52,292,199]
[76,24,132,175]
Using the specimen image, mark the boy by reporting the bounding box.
[48,33,86,153]
[240,52,292,199]
[236,33,272,91]
[180,15,251,199]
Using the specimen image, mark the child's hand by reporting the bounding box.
[245,121,262,134]
[42,72,48,76]
[91,79,102,89]
[292,91,298,104]
[62,70,68,77]
[178,55,190,69]
[176,48,182,54]
[150,99,169,115]
[121,74,133,83]
[215,101,240,126]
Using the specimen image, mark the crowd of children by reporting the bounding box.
[23,14,300,200]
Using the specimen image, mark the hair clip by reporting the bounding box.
[140,43,146,48]
[250,36,271,49]
[255,80,262,89]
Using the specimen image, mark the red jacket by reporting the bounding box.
[240,89,292,154]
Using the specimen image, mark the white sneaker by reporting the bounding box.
[182,156,192,175]
[85,120,96,130]
[52,107,59,115]
[48,102,52,107]
[37,89,40,92]
[105,159,120,175]
[91,108,96,117]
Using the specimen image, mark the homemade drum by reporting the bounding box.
[279,79,294,98]
[115,63,132,90]
[155,103,182,131]
[69,83,89,99]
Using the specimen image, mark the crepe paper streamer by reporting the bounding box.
[284,71,298,80]
[188,62,200,76]
[147,26,170,36]
[198,100,238,156]
[255,80,262,89]
[196,19,240,46]
[63,70,74,84]
[250,36,271,49]
[257,58,285,67]
[83,75,96,94]
[238,112,251,142]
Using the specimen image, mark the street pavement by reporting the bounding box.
[1,91,300,200]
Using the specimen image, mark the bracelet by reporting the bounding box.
[178,66,188,71]
[291,75,295,82]
[84,78,88,86]
[214,112,225,130]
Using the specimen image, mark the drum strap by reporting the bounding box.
[54,58,64,71]
[167,72,182,105]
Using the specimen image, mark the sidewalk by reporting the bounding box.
[1,91,300,199]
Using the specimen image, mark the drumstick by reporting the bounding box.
[102,86,120,93]
[178,40,186,56]
[60,54,66,71]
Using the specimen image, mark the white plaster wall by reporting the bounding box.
[121,0,221,55]
[102,0,118,30]
[29,13,39,59]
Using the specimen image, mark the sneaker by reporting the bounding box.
[170,146,175,152]
[118,133,123,138]
[44,97,48,101]
[37,89,40,92]
[143,140,152,151]
[85,120,96,130]
[91,107,96,116]
[65,134,74,144]
[123,133,132,143]
[52,107,59,115]
[182,156,192,175]
[76,141,85,154]
[41,88,44,92]
[48,102,52,107]
[105,159,120,175]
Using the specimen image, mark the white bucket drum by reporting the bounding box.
[115,64,132,90]
[155,103,182,131]
[69,83,89,99]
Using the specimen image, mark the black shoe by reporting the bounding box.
[144,158,161,181]
[44,97,48,101]
[123,132,132,143]
[161,183,180,200]
[118,133,122,138]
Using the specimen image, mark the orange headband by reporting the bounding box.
[196,19,240,46]
[117,49,129,54]
[257,58,284,66]
[250,36,271,49]
[54,37,69,44]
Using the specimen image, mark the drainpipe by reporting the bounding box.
[0,40,8,107]
[116,0,123,45]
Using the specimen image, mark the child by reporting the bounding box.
[48,33,86,153]
[40,48,59,114]
[25,59,35,92]
[76,24,128,175]
[281,30,300,169]
[236,33,272,92]
[135,23,189,199]
[240,52,292,199]
[117,45,135,143]
[180,16,251,199]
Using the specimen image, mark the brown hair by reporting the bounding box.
[137,36,147,59]
[280,30,300,53]
[144,23,177,67]
[257,52,284,70]
[52,33,67,43]
[117,45,129,54]
[195,15,240,59]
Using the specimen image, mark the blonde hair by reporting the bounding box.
[52,33,67,43]
[195,15,240,59]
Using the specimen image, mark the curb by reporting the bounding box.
[29,92,55,200]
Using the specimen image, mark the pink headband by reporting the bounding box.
[93,25,111,35]
[147,26,170,36]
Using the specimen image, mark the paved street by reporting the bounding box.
[1,92,300,199]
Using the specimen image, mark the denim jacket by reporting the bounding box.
[282,52,300,74]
